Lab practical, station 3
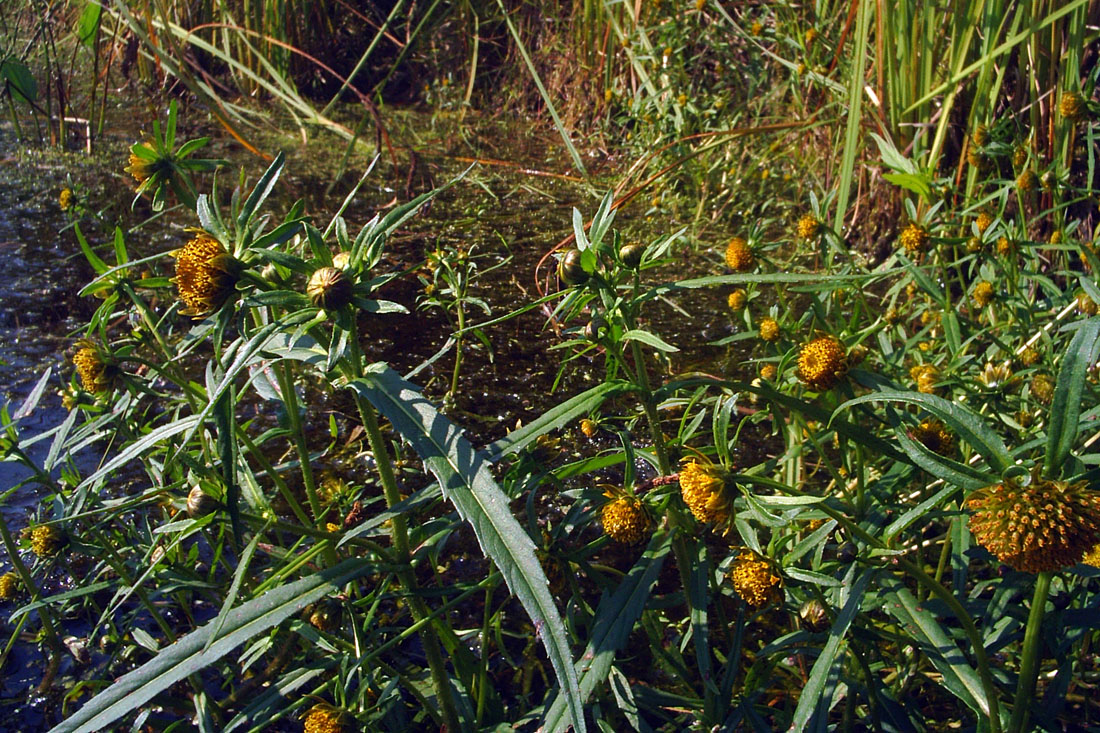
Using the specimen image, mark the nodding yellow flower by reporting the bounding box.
[302,703,351,733]
[750,20,763,35]
[677,93,688,107]
[796,336,848,391]
[580,418,598,438]
[971,123,989,147]
[899,223,930,257]
[30,525,65,557]
[125,148,154,183]
[1077,292,1098,316]
[995,236,1013,257]
[724,237,755,272]
[1060,90,1087,122]
[972,281,994,308]
[759,363,777,381]
[1031,373,1055,404]
[910,364,939,394]
[679,461,734,527]
[727,289,747,311]
[758,318,780,343]
[72,340,116,393]
[1018,347,1040,367]
[911,418,954,455]
[975,211,993,235]
[0,572,19,601]
[59,188,73,211]
[804,28,817,45]
[600,495,649,545]
[795,213,821,240]
[729,549,782,607]
[1016,169,1038,192]
[173,234,241,317]
[966,476,1100,572]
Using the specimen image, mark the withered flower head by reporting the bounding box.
[307,266,354,310]
[967,476,1100,572]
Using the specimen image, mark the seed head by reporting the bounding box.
[724,237,755,272]
[899,223,930,257]
[729,550,782,607]
[1019,348,1040,367]
[971,124,989,146]
[307,266,354,310]
[173,234,240,317]
[601,496,649,545]
[1031,373,1055,404]
[797,336,848,391]
[967,477,1100,572]
[680,461,734,527]
[1060,91,1088,122]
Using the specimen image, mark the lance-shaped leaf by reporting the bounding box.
[347,365,585,733]
[1044,318,1100,478]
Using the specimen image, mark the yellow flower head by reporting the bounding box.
[680,461,734,527]
[758,318,780,343]
[0,572,19,601]
[1013,144,1029,169]
[1031,373,1055,404]
[972,281,994,308]
[728,289,747,311]
[724,237,754,272]
[59,188,73,211]
[303,703,350,733]
[975,211,993,235]
[72,340,116,393]
[729,549,782,607]
[910,418,954,455]
[797,336,848,391]
[677,93,688,107]
[750,20,763,35]
[971,123,989,147]
[1019,347,1040,367]
[580,419,598,438]
[125,149,154,184]
[1085,543,1100,568]
[795,213,821,241]
[996,237,1013,257]
[30,525,65,557]
[899,223,930,257]
[910,364,939,394]
[966,477,1100,572]
[173,234,240,317]
[1060,91,1087,122]
[760,363,777,381]
[601,496,649,545]
[804,28,817,45]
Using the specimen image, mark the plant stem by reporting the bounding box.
[629,339,671,476]
[1008,571,1052,733]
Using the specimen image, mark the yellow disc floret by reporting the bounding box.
[680,461,733,527]
[601,496,649,545]
[758,318,780,343]
[724,237,755,272]
[303,704,349,733]
[966,477,1100,573]
[30,525,65,557]
[795,214,820,241]
[173,234,240,317]
[729,550,782,607]
[796,336,848,391]
[0,572,18,601]
[972,281,994,308]
[899,223,930,257]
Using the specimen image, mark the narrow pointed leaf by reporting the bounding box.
[1044,318,1100,477]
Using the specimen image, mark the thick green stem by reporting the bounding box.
[1008,571,1051,733]
[629,339,671,476]
[355,393,462,733]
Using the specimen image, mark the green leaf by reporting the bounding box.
[883,172,932,198]
[0,58,37,103]
[49,558,374,733]
[1044,318,1100,478]
[236,152,285,232]
[544,531,671,732]
[895,426,995,491]
[485,381,631,461]
[76,1,102,46]
[877,575,996,721]
[76,416,202,492]
[347,365,586,733]
[622,329,679,353]
[834,391,1012,474]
